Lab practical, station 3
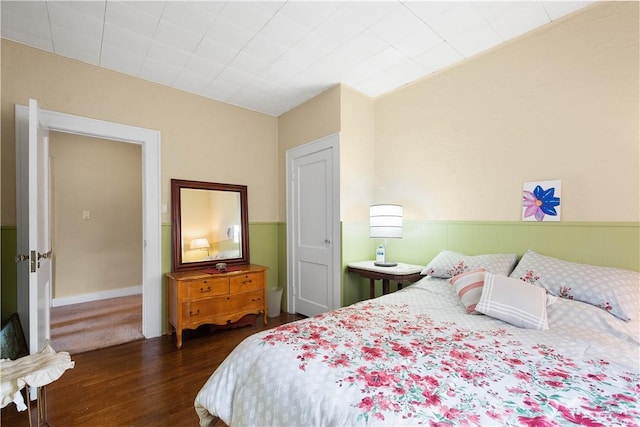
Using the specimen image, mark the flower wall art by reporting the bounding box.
[522,180,561,222]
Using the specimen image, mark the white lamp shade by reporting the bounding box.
[190,238,210,249]
[369,204,403,238]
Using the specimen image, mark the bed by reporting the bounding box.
[194,250,640,426]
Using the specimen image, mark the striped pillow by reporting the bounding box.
[476,273,549,330]
[449,268,486,314]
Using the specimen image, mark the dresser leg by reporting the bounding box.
[176,331,183,349]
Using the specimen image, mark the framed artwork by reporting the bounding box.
[522,180,561,222]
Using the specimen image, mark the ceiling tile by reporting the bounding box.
[50,24,101,64]
[414,41,464,74]
[48,2,104,41]
[159,1,217,35]
[146,40,190,68]
[105,1,160,39]
[102,22,152,56]
[217,2,278,34]
[154,19,202,53]
[393,26,442,58]
[123,1,165,18]
[183,55,224,77]
[386,60,430,86]
[228,51,270,77]
[138,56,181,86]
[447,20,502,58]
[194,38,239,67]
[421,2,486,40]
[543,1,595,20]
[366,46,409,71]
[241,35,288,64]
[258,10,310,47]
[203,74,240,101]
[312,9,366,49]
[172,68,214,94]
[56,1,106,21]
[278,1,342,29]
[477,2,550,40]
[339,1,399,28]
[100,43,145,75]
[368,4,431,45]
[0,1,52,49]
[205,19,255,51]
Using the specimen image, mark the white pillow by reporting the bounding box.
[510,250,639,321]
[449,268,486,314]
[421,250,518,278]
[476,273,549,330]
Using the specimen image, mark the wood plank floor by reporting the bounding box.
[1,313,304,427]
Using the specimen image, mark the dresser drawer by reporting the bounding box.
[230,272,264,293]
[230,289,264,312]
[183,277,228,300]
[182,296,232,322]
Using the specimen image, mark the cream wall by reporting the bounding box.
[277,85,342,221]
[50,133,142,298]
[375,1,639,222]
[0,39,279,227]
[339,87,375,221]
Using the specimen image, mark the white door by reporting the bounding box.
[15,99,52,354]
[286,134,340,317]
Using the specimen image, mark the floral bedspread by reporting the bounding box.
[195,278,640,427]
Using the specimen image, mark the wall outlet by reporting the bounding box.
[82,210,91,220]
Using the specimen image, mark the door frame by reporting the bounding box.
[285,133,341,314]
[16,105,163,338]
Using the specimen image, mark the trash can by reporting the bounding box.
[267,287,283,318]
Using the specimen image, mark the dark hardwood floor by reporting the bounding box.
[1,313,304,427]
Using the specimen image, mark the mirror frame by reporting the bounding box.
[171,179,250,271]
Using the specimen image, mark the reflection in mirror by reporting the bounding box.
[180,188,241,263]
[171,180,249,271]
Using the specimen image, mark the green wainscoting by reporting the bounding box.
[340,221,640,307]
[1,227,18,323]
[3,221,637,324]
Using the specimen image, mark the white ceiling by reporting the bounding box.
[1,1,594,116]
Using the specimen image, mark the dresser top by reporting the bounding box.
[166,264,268,280]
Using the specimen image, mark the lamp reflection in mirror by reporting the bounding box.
[190,238,211,257]
[370,204,403,267]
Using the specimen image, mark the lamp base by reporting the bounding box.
[374,261,397,267]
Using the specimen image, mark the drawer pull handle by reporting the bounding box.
[200,286,211,293]
[242,279,253,284]
[189,309,200,317]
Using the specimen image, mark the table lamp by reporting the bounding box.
[369,204,403,267]
[190,238,211,257]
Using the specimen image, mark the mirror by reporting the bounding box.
[171,179,249,271]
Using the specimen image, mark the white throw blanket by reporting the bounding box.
[0,344,74,411]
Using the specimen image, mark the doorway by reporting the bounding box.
[49,132,143,353]
[286,133,341,317]
[15,103,162,346]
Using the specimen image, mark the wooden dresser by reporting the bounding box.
[166,264,268,348]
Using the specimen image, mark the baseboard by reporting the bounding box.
[52,286,142,307]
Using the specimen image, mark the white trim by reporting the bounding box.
[52,286,142,307]
[286,133,341,314]
[16,105,162,338]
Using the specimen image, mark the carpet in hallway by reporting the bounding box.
[50,294,143,355]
